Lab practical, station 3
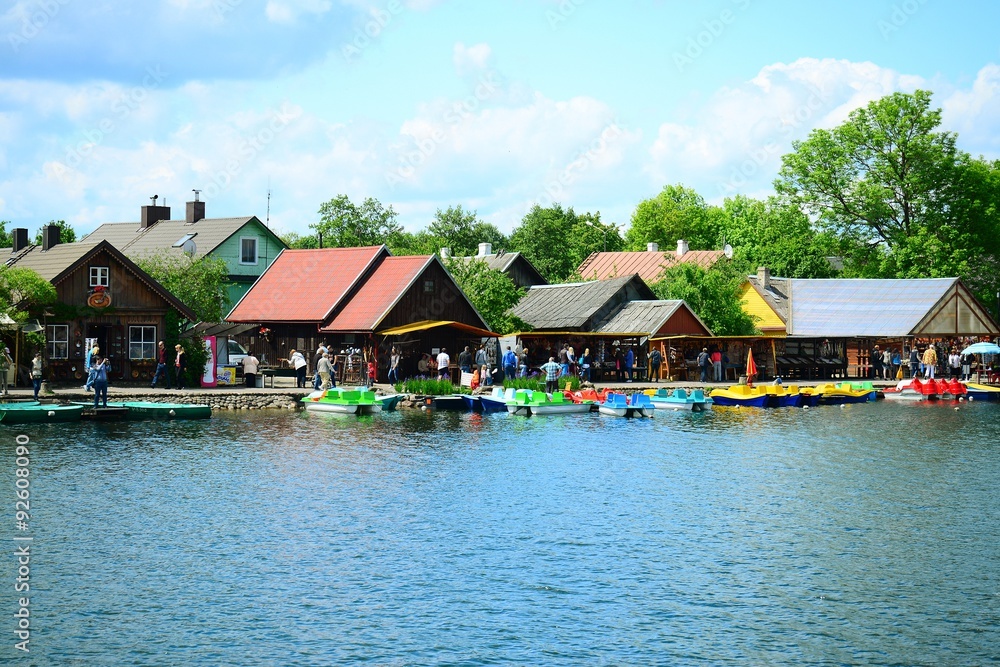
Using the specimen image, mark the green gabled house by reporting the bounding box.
[82,194,288,306]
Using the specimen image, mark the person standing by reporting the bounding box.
[289,349,307,388]
[711,348,723,383]
[625,347,635,382]
[502,346,517,383]
[922,344,938,379]
[0,346,12,396]
[243,351,260,389]
[948,348,962,379]
[313,342,328,390]
[174,344,187,389]
[580,347,592,383]
[474,345,487,377]
[388,347,401,385]
[961,349,973,381]
[909,346,921,379]
[84,343,100,391]
[540,356,561,394]
[871,345,882,380]
[31,352,43,400]
[648,347,661,383]
[436,347,450,381]
[558,345,570,377]
[882,347,893,380]
[151,341,171,389]
[458,346,473,374]
[697,347,710,383]
[567,346,577,376]
[92,356,109,408]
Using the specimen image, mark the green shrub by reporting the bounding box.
[397,378,468,395]
[502,377,543,392]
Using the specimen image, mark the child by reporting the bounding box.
[367,359,376,387]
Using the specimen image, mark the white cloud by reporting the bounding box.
[266,0,333,23]
[942,64,1000,157]
[453,42,492,76]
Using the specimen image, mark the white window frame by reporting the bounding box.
[47,324,69,359]
[90,266,110,287]
[239,237,258,265]
[128,326,157,360]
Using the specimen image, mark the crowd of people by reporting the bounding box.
[874,340,987,381]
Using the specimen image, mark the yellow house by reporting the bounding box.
[739,268,786,337]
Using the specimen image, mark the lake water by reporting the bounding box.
[3,402,999,665]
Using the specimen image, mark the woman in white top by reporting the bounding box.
[289,349,307,388]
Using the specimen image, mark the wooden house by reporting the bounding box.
[6,226,196,383]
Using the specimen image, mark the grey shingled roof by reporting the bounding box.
[83,217,264,260]
[746,275,791,323]
[787,278,958,337]
[595,300,711,335]
[6,243,102,281]
[511,275,655,330]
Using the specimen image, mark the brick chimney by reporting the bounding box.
[141,204,171,229]
[11,228,28,252]
[42,224,61,251]
[676,239,688,257]
[757,266,770,289]
[186,190,205,224]
[647,242,659,252]
[477,242,492,257]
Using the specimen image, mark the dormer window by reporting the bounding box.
[90,266,109,287]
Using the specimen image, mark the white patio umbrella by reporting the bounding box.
[961,342,1000,383]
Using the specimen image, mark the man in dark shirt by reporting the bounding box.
[151,341,171,389]
[458,346,473,373]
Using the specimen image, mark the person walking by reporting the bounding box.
[92,356,110,408]
[883,347,893,380]
[151,341,171,389]
[648,347,661,382]
[540,356,561,394]
[243,351,260,389]
[0,346,12,396]
[625,347,635,382]
[84,343,100,391]
[31,352,43,400]
[317,352,333,391]
[174,344,188,389]
[922,344,938,379]
[289,349,307,388]
[436,347,450,381]
[909,346,921,379]
[697,347,710,383]
[711,348,723,383]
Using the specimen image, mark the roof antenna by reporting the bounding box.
[266,178,271,229]
[192,189,201,202]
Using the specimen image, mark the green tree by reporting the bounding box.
[427,205,507,257]
[281,231,319,249]
[136,253,231,322]
[33,220,76,245]
[0,266,57,323]
[625,184,722,251]
[509,204,622,283]
[650,263,758,336]
[720,195,839,279]
[313,195,403,247]
[386,229,436,256]
[445,258,529,335]
[0,222,13,248]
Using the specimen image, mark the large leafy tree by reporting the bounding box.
[720,195,839,279]
[445,258,528,335]
[0,266,57,322]
[509,204,623,283]
[281,232,319,249]
[0,221,13,247]
[427,205,507,257]
[650,263,758,336]
[313,195,403,247]
[136,253,231,322]
[625,184,722,251]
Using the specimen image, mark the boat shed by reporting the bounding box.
[510,275,711,379]
[226,246,493,382]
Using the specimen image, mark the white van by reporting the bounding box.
[226,339,249,365]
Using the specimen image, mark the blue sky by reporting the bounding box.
[2,0,999,239]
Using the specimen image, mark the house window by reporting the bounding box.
[47,325,69,359]
[129,326,157,360]
[90,266,109,287]
[423,280,435,293]
[240,237,258,265]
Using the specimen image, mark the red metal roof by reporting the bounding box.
[226,246,387,322]
[322,255,431,332]
[578,250,725,283]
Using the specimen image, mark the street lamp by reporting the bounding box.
[584,221,616,252]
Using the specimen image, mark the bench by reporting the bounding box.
[260,368,298,388]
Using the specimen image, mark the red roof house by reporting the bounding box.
[577,240,726,284]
